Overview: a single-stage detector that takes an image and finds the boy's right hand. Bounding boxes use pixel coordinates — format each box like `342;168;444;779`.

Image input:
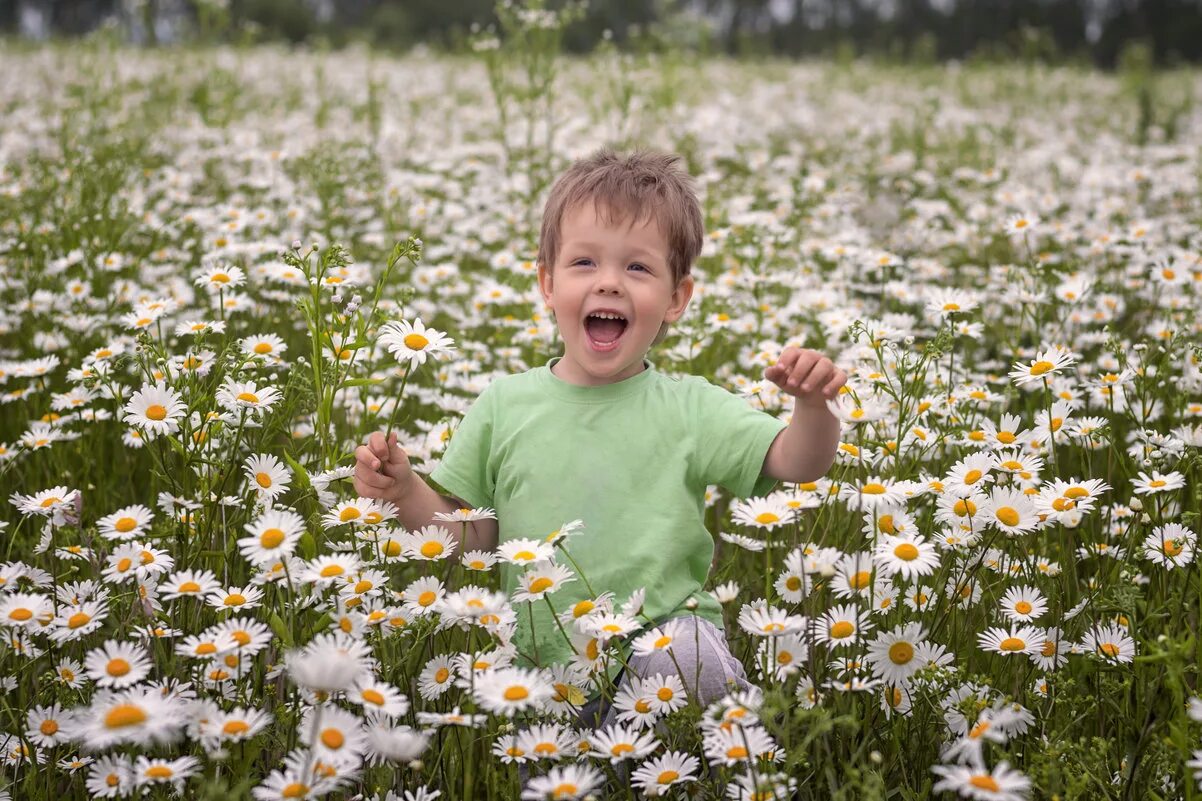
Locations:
353;431;414;506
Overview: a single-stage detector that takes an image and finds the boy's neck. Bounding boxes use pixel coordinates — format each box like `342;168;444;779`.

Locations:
550;354;650;386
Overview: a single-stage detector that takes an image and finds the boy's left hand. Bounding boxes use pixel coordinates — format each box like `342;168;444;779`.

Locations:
764;347;847;404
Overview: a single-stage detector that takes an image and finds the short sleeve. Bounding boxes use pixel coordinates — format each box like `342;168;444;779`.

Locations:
688;377;788;500
428;385;496;509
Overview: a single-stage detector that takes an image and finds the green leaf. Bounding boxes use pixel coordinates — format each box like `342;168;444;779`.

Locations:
299;531;316;560
341;377;382;388
282;451;312;493
269;612;293;647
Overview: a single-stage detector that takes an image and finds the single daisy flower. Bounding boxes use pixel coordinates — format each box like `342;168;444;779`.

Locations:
999;585;1047;623
123;384;185;435
1008;345;1074;386
865;622;930;685
1130;470;1186;496
1080;623;1136;664
216;380;281;415
978;625;1043;657
473;666;553;717
378;318;456;367
587;722;660;763
518;764;603;801
730;496;796;529
238;508;306;566
873;532;941;580
497;538;555;566
243;454;291;502
931;759;1031;801
96;504;154;541
206;585;264;612
736;603;805;637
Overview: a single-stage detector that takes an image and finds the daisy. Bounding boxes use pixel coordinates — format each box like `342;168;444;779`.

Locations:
931;760;1031;801
321;498;379;529
299;705;369;761
839;476;909;511
74;686;186;751
1033;400;1075;441
378;318;456;367
630;619;683;658
87;754;134;798
729;496;796;529
727;772;798;801
1131;470;1186;495
12;485;80;524
85;640;153;689
238;508;305;566
301;554;363;586
755;633;807;682
123;384;185;435
49;600;108;644
1;592;54;629
519;764;603;801
199;706;272;748
978;625;1043;657
402;575;446;616
242;334;287;359
981;488;1040;535
286;632;373;692
474;666;553;717
630;750;699;796
512;562;575;604
207;584;264;613
943;453;996;496
96;505;154;541
159;569;220;602
26;704;72;748
612;681;664;729
1080;623;1136;664
402;525;458;561
737;603;805;637
493;733;529;764
702;724;777;768
497;538;555;566
807;601;875;644
1008;345;1074;386
243;454;291;502
1142;523;1196;569
434;505;498;524
515;723;574;762
582;611;641;643
417;655;457;702
587;722;660;763
195;264;246;293
998;585;1047;623
980;416;1034;451
865;623;930;685
873;532;941;580
132;755;201;792
830;552;878;599
641;673;689;715
461;550;498;571
217;379;282;415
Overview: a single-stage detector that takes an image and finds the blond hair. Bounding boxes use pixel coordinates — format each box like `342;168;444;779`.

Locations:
536;147;704;346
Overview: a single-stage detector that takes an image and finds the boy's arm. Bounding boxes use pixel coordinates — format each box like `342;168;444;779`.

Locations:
761;347;847;484
392;474;499;553
762;398;841;484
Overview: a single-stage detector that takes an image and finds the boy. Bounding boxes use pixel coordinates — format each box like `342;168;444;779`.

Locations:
353;147;846;724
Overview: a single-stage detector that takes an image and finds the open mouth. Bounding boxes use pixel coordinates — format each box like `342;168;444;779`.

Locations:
583;312;628;352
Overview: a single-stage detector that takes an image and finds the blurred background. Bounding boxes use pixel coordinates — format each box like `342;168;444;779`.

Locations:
3;0;1202;67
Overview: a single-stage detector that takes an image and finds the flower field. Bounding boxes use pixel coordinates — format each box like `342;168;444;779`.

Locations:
1;28;1201;801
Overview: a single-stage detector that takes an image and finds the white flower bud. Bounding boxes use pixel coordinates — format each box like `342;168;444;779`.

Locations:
1061;511;1083;529
1129;498;1143;511
1140;513;1152;524
685;598;698;610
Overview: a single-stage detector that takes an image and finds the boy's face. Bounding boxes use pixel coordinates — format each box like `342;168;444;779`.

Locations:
538;200;693;386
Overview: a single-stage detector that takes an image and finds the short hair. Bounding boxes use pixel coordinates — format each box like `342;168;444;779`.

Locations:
537;147;704;289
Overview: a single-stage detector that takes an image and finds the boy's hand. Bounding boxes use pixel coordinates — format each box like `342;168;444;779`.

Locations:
353;431;415;505
764;347;847;405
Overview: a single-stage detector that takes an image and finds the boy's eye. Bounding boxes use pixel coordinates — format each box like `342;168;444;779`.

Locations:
629;264;648;273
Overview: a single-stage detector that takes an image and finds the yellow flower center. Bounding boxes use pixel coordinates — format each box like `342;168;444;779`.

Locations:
107;658;131;676
260;528;285;548
237;392;259;404
528;577;553;593
224;594;246;606
321;728;344;749
888;642;913;664
223;720;250;736
418;591;436;606
504;686;529;701
404;333;430;350
969;776;1000;792
104;704;146;729
999;637;1026;652
893;543;919;561
830;621;854;638
145;404;167;421
361;689;386;706
115;517;138;532
995;507;1020;526
755;512;780;524
1014;601;1033;614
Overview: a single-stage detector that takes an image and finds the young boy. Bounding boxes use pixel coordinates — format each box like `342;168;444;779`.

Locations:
353;147;846;724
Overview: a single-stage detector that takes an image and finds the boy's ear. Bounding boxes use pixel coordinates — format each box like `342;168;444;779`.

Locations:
663;274;694;324
537;259;553;307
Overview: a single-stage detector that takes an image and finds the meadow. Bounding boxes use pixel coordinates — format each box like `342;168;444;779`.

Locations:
0;15;1201;801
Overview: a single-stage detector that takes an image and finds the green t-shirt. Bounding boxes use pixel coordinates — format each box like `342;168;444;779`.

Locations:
428;355;788;679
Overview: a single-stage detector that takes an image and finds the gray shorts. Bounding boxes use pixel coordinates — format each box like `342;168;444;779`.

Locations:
576;616;751;730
